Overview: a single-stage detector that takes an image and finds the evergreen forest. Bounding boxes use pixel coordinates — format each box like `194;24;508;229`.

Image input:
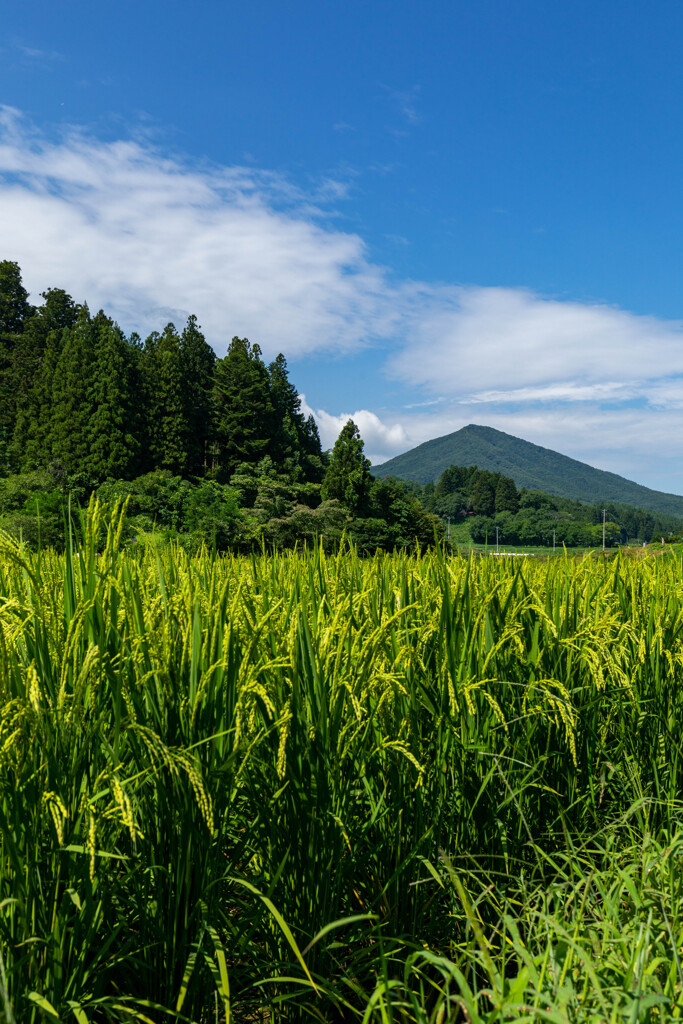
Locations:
0;261;440;550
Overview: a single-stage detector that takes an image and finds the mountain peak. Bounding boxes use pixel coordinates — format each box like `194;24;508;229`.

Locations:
372;425;683;518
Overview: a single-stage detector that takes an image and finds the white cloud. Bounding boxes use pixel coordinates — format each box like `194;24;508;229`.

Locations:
389;285;683;404
0;107;400;356
299;395;409;463
5;108;683;491
299;391;683;490
312;401;683;491
4;106;682;404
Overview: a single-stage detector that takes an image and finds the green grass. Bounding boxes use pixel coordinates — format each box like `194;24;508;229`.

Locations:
447;517;667;557
3;500;683;1020
448;518;592;556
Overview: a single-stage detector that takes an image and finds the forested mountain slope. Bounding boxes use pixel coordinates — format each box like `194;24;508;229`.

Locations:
372;424;683;519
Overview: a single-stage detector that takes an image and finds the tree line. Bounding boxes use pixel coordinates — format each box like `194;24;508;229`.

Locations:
0;260;325;486
399;463;683;546
0;261;441;550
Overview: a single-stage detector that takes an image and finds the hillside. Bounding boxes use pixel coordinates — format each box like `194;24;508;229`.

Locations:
371;424;683;519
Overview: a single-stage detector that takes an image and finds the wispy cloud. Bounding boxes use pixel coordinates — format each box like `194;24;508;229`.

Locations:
404;397;444;410
0;106;399;356
380;84;421;126
4;108;683;489
388;285;683;407
10;41;64;64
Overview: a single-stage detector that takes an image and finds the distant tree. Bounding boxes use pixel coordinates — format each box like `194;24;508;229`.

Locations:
422;480;436;507
435;465;474;497
470;471;496;516
212;337;274;480
369;475;443;547
180;315;216;476
321;419;371;513
182;479;242;548
495;475;519;513
433;489;469;519
304;414;322;453
520;489;555;512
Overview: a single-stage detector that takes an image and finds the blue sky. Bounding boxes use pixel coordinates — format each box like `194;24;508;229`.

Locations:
3;1;683;489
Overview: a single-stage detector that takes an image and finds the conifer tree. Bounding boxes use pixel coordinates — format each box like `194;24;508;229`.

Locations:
267;354;325;481
0;260;33;336
137;330;159;472
470;471;496;516
267;353;307;475
494;474;519;513
0;261;34;471
12;288;80;470
212;337;274;479
321;418;371;513
268;354;302;426
302;413;325;483
143;323;190;474
304;414;322;454
50;306;97;482
180;315;216;476
86;315;142;481
22;328;66;471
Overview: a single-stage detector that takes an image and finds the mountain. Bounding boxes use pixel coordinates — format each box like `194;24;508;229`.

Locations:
371;424;683;518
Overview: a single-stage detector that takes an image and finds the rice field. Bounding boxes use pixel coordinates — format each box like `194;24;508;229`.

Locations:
2;499;683;1022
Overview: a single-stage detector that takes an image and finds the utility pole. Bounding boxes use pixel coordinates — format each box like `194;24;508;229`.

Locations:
602;509;606;551
446;515;451;542
496;526;500;553
553;529;556;553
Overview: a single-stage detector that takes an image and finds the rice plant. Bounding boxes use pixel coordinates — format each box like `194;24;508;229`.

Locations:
2;500;683;1020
